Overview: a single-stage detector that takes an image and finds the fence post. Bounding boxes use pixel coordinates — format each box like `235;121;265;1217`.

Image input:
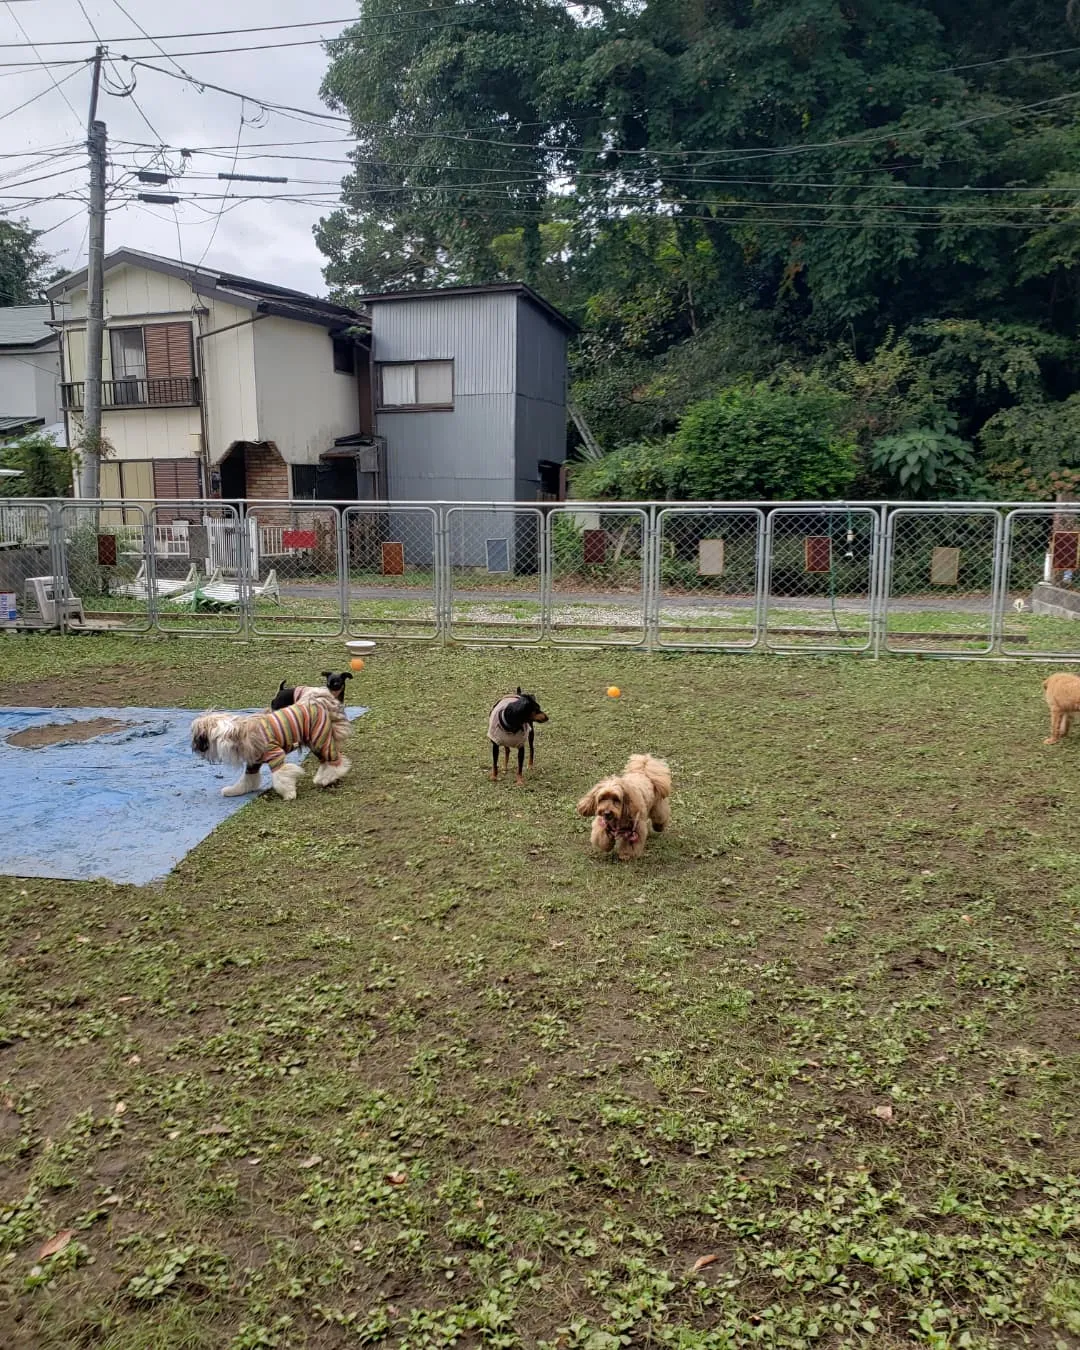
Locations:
236;503;252;640
645;503;659;651
435;504;449;644
49;500;67;634
990;508;1007;655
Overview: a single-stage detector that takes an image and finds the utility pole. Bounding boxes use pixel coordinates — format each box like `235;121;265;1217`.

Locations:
80;46;106;499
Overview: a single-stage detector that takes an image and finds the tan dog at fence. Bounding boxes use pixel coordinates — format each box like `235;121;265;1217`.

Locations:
1043;672;1080;745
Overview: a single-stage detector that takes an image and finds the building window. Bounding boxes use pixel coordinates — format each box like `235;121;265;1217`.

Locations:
107;323;195;406
377;360;453;410
292;464;317;499
332;338;356;375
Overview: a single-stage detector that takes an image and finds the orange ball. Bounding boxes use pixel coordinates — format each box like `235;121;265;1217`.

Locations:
350;657;365;672
606;686;621;698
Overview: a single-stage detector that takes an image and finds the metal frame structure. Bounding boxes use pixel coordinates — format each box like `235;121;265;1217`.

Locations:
3;497;1080;660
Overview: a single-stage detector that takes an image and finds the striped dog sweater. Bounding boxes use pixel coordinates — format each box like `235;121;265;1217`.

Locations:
256;701;343;772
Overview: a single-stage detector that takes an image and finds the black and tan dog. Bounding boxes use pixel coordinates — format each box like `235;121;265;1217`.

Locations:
487;687;548;784
271;671;352;712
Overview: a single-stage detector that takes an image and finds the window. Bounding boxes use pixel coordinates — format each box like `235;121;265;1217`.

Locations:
292;464;317;499
377;360;453;410
332;338;356;375
108;323;194;405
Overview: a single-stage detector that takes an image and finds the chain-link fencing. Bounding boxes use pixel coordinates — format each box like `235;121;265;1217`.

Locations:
546;506;648;645
764;507;880;652
656;508;765;649
883;508;1000;654
0;501;55;630
445;506;544;642
244;504;342;636
344;506;439;640
1001;507;1080;659
8;497;1080;658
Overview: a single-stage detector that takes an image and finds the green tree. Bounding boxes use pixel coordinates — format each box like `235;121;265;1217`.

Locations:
318;0;588;297
0;219;55;306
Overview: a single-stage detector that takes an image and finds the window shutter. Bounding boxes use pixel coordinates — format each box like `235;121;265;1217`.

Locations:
144;323;194;403
154;458;201;521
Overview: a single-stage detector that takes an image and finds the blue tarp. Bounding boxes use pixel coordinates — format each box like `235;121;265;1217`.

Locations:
0;705;366;885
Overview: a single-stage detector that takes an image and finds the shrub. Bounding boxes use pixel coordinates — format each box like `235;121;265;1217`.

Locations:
673;384;857;500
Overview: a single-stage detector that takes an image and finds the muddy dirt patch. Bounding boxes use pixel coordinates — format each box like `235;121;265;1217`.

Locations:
7;717;130;748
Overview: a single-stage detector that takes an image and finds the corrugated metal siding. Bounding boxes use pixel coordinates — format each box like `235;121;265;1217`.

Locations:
373;292;518;499
515;300;567;405
514;297;568;490
514;395;567;499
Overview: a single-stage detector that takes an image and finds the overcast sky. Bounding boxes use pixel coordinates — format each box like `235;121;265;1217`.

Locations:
2;0;356;295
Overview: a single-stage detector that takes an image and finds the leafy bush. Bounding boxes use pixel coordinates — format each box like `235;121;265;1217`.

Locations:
979;394;1080;481
0;432;72;498
869;422;982;498
570;439;687;501
673;385;857;501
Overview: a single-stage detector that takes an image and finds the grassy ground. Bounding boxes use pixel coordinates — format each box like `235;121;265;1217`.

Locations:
0;637;1078;1349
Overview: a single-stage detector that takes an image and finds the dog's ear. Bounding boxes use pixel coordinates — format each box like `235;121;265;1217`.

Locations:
277;681;287;693
576;788;598;817
516;686;522;696
343;671;353;681
322;671;333;682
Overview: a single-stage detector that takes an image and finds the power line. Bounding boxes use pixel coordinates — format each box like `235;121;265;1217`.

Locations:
2;0;83;128
0;6;473;45
0;62;89;124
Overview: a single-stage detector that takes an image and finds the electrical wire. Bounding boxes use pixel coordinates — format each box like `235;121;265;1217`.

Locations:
0;62;89;124
2;1;83;127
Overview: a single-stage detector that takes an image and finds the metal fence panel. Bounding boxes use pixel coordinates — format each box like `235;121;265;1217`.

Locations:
60;502;154;632
344;505;439;640
546;506;648;645
884;508;1000;654
243;504;344;636
656;508;765;649
1001;508;1080;659
764;507;879;652
151;503;245;635
0;501;55;630
445;506;544;642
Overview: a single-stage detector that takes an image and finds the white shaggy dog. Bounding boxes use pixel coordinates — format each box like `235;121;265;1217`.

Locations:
190;692;350;800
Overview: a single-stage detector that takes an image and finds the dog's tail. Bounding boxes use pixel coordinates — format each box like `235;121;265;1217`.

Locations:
625;753;671;800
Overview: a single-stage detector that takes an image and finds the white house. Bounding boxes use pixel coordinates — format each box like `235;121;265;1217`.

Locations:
47;248;377;503
0;304;61;438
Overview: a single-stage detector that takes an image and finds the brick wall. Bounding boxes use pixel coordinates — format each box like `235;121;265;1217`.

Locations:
244;443;290;501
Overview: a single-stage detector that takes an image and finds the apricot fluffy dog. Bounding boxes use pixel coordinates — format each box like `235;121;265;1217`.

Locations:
1043;672;1080;744
576;754;672;860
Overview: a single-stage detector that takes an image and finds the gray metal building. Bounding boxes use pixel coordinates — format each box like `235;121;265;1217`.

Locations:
362;283;573;505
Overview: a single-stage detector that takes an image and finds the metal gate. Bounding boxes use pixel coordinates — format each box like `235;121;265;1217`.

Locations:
546;506;648;645
656;508;765;649
445;506;544;642
60;502;154;633
245;504;344;636
764;507;880;652
1001;507;1080;660
344;505;439;640
884;508;1000;654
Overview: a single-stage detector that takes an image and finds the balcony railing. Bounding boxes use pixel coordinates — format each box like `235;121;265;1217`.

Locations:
61;376;200;410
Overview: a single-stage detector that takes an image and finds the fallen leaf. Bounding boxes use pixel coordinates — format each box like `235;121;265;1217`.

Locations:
197;1123;231;1136
691;1253;720;1272
38;1230;74;1260
75;936;90;944
248;1157;261;1166
126;1054;141;1066
872;1104;894;1122
385;1170;407;1186
298;1154;322;1169
549;940;567;949
2;1095;14;1111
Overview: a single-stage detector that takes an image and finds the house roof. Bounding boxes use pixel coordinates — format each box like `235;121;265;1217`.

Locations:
356;282;577;333
0;304;56;349
0;414;45;436
46;248;370;334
